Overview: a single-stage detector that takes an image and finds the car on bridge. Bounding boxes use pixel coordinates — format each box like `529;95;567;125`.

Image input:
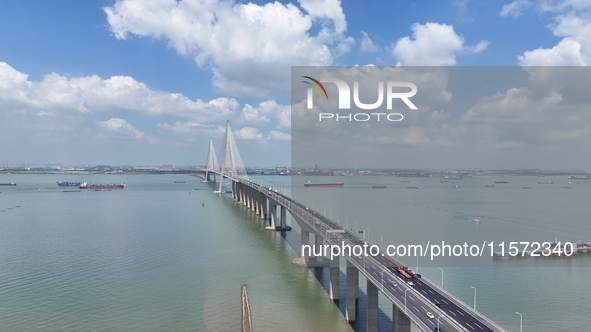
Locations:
426;312;434;319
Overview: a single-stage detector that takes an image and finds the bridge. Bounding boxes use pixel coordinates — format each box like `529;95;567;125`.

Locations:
197;120;507;332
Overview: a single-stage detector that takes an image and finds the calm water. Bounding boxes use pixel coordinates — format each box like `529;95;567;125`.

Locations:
0;174;589;331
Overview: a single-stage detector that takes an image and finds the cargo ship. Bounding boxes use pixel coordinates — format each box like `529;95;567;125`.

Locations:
0;183;16;186
304;181;343;187
372;185;387;189
57;181;82;186
79;182;125;189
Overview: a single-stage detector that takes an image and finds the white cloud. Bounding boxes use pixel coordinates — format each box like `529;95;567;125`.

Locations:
238;100;291;129
104;0;351;96
234;126;264;140
157;121;206;134
500;0;532;17
392;22;489;65
518;15;591;65
360;31;380;52
97;118;145;139
0;62;239;122
268;130;291;140
538;0;591;12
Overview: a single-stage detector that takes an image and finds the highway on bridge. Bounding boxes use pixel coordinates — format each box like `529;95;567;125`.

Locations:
223;177;506;332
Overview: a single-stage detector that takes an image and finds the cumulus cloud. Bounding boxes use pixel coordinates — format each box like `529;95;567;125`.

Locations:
97;118;146;140
238;100;290;129
518;14;591;65
0;62;239;122
234;127;264;140
268;130;291;140
104;0;352;96
392;22;489;65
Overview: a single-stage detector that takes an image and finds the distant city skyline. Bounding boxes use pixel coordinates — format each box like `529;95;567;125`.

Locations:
1;1;590;167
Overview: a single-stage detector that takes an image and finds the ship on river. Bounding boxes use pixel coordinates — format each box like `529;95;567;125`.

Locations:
57;181;82;186
79;182;126;189
303;181;344;187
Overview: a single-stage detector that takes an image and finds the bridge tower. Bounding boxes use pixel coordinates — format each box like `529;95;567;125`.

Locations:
204;136;219;182
217;120;249;193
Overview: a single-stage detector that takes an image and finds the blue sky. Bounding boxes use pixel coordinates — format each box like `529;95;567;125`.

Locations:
0;0;590;167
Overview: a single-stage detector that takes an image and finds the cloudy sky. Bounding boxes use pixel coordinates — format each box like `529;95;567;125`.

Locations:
1;0;590;167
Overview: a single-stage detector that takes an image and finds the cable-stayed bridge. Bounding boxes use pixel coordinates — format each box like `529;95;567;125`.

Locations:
196;121;507;332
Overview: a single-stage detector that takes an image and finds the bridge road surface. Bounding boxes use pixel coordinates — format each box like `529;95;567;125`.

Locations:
224;179;505;332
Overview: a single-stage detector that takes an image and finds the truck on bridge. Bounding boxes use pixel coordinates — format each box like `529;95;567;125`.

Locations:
396;265;421;279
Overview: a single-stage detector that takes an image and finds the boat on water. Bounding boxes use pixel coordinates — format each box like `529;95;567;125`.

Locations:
440;181;455;184
304;181;344;187
485;184;495;187
537;181;553;184
470;218;481;223
57;181;82;186
568;175;590;179
79;182;125;189
372;185;387;189
0;183;16;186
494;181;508;184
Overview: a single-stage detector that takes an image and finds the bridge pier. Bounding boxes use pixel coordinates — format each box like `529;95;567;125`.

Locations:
234;182;239;201
240;185;246;205
258;193;266;219
267;204;277;230
345;259;358;322
392;304;411;332
366;280;379;332
329;255;339;301
314;234;324;263
248;188;254;210
280;205;287;229
301;230;310;264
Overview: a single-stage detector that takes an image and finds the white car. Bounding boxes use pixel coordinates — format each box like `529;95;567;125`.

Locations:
407;281;414;286
426;312;434;319
390;281;398;287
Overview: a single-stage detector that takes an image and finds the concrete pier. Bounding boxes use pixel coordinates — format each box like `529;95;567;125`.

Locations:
314;234;323;264
301;230;310;264
280;205;287;229
329;255;339;301
266;204;277;230
345;259;358;322
392;304;411;332
366;280;379;332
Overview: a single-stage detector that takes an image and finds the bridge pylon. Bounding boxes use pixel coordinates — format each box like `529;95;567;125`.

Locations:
204;136;219;182
216;120;249;193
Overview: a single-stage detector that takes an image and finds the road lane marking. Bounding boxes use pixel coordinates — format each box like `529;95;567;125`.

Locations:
449;310;457;316
441;299;449;304
467;323;475;330
457;310;465;316
428;290;434;294
414;306;419;312
421;306;427;311
475;322;484;330
409;296;415;301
